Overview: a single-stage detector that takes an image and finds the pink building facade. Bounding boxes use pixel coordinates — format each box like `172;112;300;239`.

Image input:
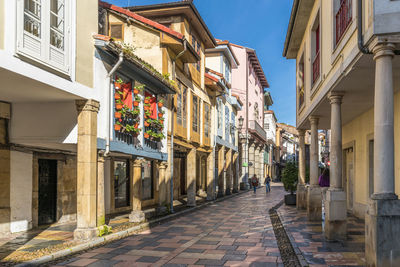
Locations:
231;44;269;188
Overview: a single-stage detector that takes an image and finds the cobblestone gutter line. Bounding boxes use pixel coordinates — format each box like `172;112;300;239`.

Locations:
12;190;250;267
269;201;305;267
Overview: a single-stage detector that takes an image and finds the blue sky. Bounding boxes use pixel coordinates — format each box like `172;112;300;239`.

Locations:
107;0;296;125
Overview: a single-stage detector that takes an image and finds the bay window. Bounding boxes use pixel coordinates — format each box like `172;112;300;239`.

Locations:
17;0;70;73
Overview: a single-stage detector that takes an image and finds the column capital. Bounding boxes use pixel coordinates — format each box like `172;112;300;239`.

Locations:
159;161;168;169
328;91;345;105
76;99;100;113
297;129;306;136
309;116;319;125
133;158;143;168
372;42;395;61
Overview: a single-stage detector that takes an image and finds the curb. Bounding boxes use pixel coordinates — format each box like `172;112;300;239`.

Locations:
276;207;308;267
15;189;250;267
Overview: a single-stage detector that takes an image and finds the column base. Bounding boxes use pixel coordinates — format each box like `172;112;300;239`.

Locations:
129;210;145;223
217;189;225;198
296;184;307;210
307;185;322;221
156;206;168;216
0;208;10;234
206;194;215;201
225;188;232;195
324;189;347;241
232;187;239;194
74;227;99;240
366;197;400;267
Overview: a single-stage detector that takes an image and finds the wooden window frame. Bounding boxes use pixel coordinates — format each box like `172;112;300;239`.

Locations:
109;22;124;41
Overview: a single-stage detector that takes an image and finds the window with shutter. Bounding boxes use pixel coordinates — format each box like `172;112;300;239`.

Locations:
110;23;123;40
17;0;70;74
192;95;198;133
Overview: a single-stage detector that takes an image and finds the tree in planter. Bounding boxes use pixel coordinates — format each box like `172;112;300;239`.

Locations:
281;161;298;205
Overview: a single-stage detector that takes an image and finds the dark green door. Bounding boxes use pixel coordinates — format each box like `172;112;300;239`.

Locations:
38;159;57;225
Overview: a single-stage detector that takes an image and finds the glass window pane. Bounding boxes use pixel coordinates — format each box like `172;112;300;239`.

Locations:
24;0;41;18
24;14;41;37
110;24;123;40
114;160;130;208
141;160;153;200
50;0;64;50
192;95;198;132
205;104;209;138
182;88;187;128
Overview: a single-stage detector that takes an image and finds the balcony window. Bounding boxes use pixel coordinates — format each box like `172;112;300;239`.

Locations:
311;15;320;85
335;0;352;46
109;23;123;40
18;0;70;73
298;54;305;108
177;81;187;127
192;35;201;71
192;95;199;133
204;103;210;138
231;113;236;144
225;106;230;141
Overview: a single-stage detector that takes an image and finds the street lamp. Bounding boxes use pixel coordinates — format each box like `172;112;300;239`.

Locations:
238;116;244;131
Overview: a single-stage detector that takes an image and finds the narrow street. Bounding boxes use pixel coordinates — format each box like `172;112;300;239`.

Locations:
50;185;285;267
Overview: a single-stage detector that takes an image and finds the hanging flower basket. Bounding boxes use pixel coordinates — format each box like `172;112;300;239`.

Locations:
144;121;150;127
114;124;121;131
114;93;121;100
114;112;122;119
133;88;139;95
158;113;163;118
115;103;124;110
144;132;150;139
133;101;139;107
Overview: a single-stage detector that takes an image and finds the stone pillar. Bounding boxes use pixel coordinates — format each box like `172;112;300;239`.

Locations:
0;102;10;234
74;99;100;240
260;147;264;180
307;116;321;221
254;146;259;179
240;139;248;189
186;148;196;206
157;161;168;215
366;42;400;267
225;149;232;195
297;129;307;210
129;159;145;223
206;151;215;200
325;92;347;240
232;152;239;193
249;142;255;180
217;146;225;197
97;153;106;227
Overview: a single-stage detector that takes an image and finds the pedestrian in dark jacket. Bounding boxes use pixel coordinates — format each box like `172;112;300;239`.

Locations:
265;175;271;193
251;175;259;194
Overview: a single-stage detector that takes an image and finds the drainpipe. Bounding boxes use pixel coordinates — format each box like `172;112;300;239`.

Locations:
245;51;249;188
105;52;124;157
357;0;400;55
170;39;188;213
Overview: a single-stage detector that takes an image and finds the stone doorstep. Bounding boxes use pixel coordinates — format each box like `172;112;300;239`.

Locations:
13;189;251;267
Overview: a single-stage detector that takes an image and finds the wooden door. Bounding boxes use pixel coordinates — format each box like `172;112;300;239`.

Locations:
38;159;57;225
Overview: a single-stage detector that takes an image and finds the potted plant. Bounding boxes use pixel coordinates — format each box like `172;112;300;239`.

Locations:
144;132;150;139
115;100;124;110
114;78;123;90
114;91;122;100
281;161;298;205
114;111;122;119
144;96;151;104
114;122;122;131
158;99;164;108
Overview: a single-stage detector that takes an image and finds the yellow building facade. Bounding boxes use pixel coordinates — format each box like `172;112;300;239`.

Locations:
284;0;400;265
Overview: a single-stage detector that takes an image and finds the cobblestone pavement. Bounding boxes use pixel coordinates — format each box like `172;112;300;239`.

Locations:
278;204;366;266
50;185;285;267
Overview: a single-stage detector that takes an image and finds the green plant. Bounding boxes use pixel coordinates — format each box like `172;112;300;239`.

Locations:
98;225;112;237
281;161;298;194
115;78;123;84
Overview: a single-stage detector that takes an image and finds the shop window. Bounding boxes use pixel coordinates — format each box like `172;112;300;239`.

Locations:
114;160;130;208
141;160;154;200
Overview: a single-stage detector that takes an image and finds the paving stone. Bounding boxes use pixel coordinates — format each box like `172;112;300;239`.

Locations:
136;256;162;263
195;259;226;265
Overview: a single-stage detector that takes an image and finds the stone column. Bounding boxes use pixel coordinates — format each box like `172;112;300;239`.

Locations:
217;146;225;197
260;147;264;180
97;153;106;227
240;139;248;189
366;42;400;267
225;149;232;195
206;151;215;200
232;152;239;193
0;102;10;234
297;129;307;210
157;161;168;215
186;148;196;206
307;116;321;221
74;99;100;240
254;146;259;179
325;92;347;240
129;159;145;223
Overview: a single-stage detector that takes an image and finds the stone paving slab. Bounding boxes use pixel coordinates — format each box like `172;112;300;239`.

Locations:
43;184;284;267
278;203;366;266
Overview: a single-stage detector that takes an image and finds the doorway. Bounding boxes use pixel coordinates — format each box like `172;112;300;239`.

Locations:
344;148;354;211
38;159;57;225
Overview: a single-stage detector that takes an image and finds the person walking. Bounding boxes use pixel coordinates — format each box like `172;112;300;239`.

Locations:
251;175;259;194
265;175;271;193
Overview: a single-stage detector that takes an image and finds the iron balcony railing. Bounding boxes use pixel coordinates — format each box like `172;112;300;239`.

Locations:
249;120;267;142
335;0;352;46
